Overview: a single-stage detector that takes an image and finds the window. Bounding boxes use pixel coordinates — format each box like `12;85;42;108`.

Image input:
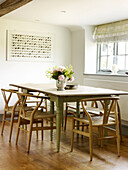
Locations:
97;42;128;74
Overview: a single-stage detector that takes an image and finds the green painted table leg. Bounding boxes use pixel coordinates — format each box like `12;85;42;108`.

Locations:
56;98;63;152
50;101;54;141
61;103;64;128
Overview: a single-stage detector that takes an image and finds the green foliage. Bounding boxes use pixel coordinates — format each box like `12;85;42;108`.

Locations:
46;64;74;81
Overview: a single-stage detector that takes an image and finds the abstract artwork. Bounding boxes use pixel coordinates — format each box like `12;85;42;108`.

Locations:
6;30;55;62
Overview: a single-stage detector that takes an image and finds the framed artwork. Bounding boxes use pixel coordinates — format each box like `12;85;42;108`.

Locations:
6;30;55;62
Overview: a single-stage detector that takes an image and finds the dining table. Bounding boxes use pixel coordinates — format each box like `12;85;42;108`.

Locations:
10;83;128;152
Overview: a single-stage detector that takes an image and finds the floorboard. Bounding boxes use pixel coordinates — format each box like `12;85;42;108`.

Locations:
0;117;128;170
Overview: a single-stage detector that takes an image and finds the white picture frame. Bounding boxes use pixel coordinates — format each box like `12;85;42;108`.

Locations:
6;30;55;62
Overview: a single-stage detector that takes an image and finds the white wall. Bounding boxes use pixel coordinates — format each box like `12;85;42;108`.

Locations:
84;25;97;74
71;29;85;85
71;26;128;122
0;19;71;113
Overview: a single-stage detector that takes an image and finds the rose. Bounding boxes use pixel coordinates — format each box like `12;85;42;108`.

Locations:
58;75;65;81
57;66;66;72
69;76;74;82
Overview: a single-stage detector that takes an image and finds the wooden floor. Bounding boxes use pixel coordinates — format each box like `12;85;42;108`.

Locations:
0;118;128;170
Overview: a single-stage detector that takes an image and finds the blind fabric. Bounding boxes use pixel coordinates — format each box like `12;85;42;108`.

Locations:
93;20;128;43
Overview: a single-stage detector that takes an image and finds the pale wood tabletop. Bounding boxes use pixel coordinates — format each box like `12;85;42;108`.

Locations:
10;83;128;96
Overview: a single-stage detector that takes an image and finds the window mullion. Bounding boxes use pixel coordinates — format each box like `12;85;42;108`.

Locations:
107;44;108;69
116;42;117;64
99;44;101;71
125;42;126;70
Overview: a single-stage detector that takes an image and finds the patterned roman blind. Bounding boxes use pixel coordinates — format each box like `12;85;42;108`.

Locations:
93;20;128;43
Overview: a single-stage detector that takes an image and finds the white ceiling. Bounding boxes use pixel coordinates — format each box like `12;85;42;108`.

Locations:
1;0;128;30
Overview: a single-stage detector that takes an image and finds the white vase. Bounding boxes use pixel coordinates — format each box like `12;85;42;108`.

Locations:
112;64;118;74
56;79;66;91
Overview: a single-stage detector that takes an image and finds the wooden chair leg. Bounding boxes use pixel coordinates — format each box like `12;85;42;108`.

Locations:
114;102;120;157
116;126;120;157
117;103;122;141
27;121;33;153
9;111;15;142
81;122;84;139
89;125;93;161
71;119;75;152
50;118;53;141
16;117;21;145
116;119;120;157
1;110;6;135
25;125;27;130
36;123;38;140
64;109;68;131
118;114;122;142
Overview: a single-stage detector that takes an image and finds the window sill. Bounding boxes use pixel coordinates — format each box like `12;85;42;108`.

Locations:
84;73;128;77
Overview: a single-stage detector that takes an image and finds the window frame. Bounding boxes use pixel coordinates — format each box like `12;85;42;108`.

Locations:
97;42;128;74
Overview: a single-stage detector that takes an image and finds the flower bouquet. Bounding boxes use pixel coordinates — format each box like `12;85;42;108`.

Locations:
46;64;74;90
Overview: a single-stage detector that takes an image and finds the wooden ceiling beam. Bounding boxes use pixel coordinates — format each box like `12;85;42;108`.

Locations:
0;0;32;17
0;0;21;9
